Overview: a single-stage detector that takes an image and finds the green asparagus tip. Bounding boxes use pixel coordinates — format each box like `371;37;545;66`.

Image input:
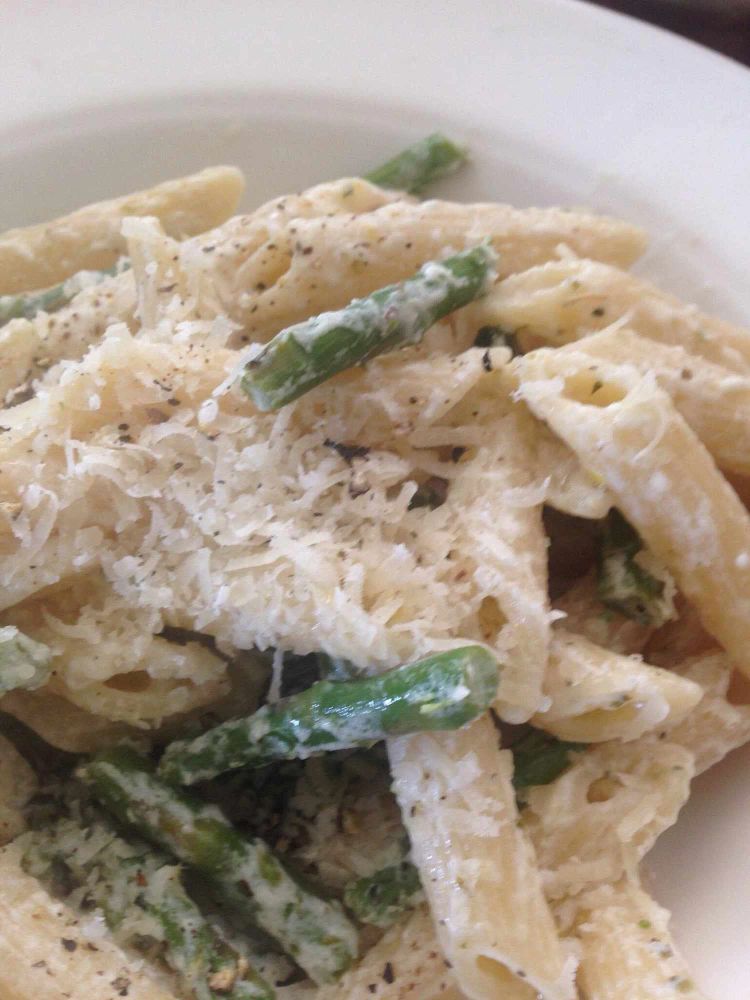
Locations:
344;860;423;928
365;133;468;194
240;243;496;411
511;728;586;792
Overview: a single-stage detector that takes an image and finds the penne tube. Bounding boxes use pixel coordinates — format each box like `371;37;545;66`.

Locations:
320;906;465;1000
0;166;245;295
0;687;145;753
662;651;750;773
562;326;750;476
208;201;646;343
389;714;577;1000
575;880;707;1000
474;257;750;374
533;629;703;743
522;737;694;901
517;349;750;677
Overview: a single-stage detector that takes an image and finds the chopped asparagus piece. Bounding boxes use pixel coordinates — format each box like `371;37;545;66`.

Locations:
240;244;495;411
344;861;423;928
20;815;273;1000
80;748;358;985
159;646;499;785
364;133;467;194
511;729;586;791
0;626;52;693
0;263;128;326
596;509;674;626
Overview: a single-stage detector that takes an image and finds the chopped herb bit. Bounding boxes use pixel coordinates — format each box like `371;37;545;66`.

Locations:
324;439;370;464
344;861;422;928
511;728;586;792
596;509;673;626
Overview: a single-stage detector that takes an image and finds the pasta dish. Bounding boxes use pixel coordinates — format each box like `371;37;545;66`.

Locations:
0;135;745;1000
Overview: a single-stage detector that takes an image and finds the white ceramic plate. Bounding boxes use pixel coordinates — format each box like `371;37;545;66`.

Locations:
3;1;750;994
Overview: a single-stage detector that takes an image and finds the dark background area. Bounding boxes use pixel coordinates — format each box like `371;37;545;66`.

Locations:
594;0;750;64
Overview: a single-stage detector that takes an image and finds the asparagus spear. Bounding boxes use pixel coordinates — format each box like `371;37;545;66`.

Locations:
343;861;423;928
511;728;586;792
0;263;128;326
596;509;673;626
80;748;358;985
21;815;273;1000
0;626;52;693
240;244;495;411
159;646;499;786
364;133;468;194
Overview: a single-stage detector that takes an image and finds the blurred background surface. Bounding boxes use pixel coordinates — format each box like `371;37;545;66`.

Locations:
595;0;750;64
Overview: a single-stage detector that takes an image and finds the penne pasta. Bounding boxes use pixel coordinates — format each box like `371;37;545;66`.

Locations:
201;201;646;343
1;177;400;400
0;687;146;752
517;349;750;677
474;256;750;374
663;651;750;773
0;166;245;295
575;880;707;999
562;326;750;476
389;715;577;1000
522;736;694;900
320;906;464;1000
532;629;703;743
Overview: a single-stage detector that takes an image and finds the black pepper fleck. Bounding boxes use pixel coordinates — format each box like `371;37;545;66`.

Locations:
324;438;370;463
